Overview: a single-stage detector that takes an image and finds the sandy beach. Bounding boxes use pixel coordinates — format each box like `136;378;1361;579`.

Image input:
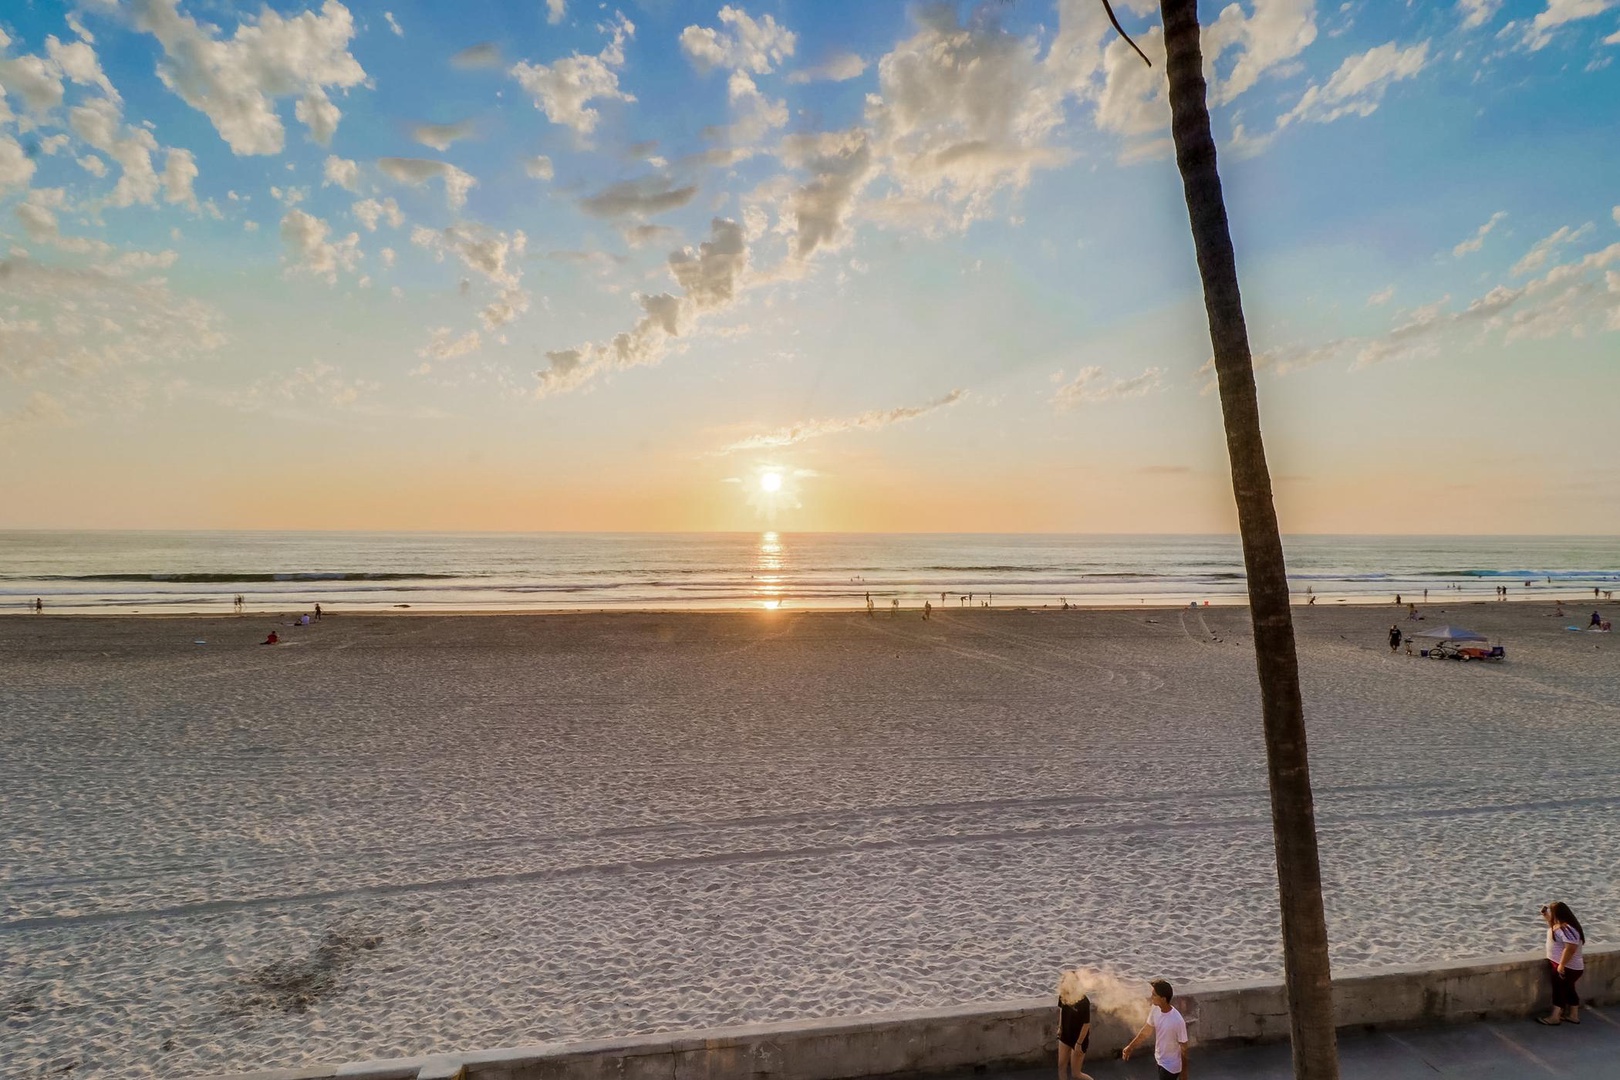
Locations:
3;601;1618;1078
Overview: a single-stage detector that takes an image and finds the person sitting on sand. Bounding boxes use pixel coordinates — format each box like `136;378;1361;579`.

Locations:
1056;970;1095;1080
1538;902;1586;1025
262;630;279;645
1122;979;1188;1079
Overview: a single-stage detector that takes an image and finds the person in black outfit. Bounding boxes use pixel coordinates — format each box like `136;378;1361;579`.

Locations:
1056;971;1094;1080
1388;624;1402;653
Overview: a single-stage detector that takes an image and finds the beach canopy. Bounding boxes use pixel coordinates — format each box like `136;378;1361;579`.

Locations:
1413;625;1489;642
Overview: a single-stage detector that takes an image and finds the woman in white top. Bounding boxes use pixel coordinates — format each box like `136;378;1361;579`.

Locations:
1538;901;1586;1025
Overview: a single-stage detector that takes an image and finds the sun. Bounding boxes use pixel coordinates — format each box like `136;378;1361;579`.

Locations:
759;471;783;493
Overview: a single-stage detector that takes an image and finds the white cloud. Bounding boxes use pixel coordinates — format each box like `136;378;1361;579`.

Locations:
411;119;475;151
679;6;797;75
46;34;119;101
787;52;865;84
1453;210;1506;257
77;154;107;178
579;174;698;219
418;326;481;361
535;217;747;397
384;11;403;36
1203;0;1318;106
720;390;965;453
865;6;1070;226
778;129;874;259
1512;222;1594;276
1367;284;1395;306
1457;0;1503;30
547;0;566;26
412;223;530;330
0;134;36;193
509;13;634;138
1279;40;1429;127
1052;365;1165;409
323;154;361;191
377;156;476;210
525;155;555;180
1525;0;1620;49
0;44;67;115
0;254;225;388
351;196;402;230
130;0;366;155
161;147;199;208
279;208;361;283
68;97;162;207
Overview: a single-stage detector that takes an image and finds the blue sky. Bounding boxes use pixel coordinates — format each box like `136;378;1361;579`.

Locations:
1;0;1618;532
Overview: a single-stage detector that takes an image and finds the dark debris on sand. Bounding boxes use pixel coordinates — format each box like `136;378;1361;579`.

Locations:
221;925;384;1017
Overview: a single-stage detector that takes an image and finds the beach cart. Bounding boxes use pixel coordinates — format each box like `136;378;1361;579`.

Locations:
1415;626;1504;662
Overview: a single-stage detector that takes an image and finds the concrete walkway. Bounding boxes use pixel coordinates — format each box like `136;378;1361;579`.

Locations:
987;1006;1619;1079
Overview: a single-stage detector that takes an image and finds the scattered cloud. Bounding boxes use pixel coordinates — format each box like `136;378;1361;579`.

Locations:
679;6;797;75
719;389;965;453
279;208;361;283
787;52;866;84
378;156;477;210
1052;365;1165;409
1457;0;1503;31
323;154;361;191
1524;0;1620;50
1513;222;1594;275
410;118;476;151
536;217;747;397
384;11;403;37
525;155;555;180
547;0;566;26
130;0;366;155
1453;210;1506;257
509;13;634;138
450;43;500;69
351;196;402;230
1279;40;1429;127
1367;284;1396;306
579;174;698;219
161;147;199;208
68;97;162;208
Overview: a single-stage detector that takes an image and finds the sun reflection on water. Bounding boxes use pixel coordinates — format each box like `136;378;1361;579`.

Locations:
756;531;784;609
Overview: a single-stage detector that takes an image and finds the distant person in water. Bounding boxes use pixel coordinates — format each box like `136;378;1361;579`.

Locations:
1389;625;1403;653
262;630;279;645
1056;970;1094;1080
1122;979;1188;1079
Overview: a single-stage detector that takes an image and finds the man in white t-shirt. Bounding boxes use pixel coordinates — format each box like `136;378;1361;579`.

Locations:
1121;979;1188;1079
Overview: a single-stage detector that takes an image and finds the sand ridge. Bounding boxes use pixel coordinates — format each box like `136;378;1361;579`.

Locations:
2;601;1617;1077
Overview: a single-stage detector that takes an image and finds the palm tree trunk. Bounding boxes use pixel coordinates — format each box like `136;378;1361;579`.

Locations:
1156;1;1339;1076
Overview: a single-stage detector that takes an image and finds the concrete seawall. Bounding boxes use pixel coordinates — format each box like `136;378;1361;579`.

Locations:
209;948;1617;1080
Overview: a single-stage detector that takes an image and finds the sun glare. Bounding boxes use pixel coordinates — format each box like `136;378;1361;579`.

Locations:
760;471;783;493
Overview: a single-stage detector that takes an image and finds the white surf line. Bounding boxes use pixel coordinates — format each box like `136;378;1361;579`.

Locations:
8;790;1620;934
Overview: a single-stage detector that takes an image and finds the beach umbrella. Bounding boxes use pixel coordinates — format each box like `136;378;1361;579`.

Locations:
1412;625;1489;642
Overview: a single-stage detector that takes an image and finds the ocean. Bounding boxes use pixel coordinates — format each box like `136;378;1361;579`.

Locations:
2;531;1616;614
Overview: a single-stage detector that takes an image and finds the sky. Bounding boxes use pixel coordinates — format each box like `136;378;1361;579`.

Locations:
1;0;1618;534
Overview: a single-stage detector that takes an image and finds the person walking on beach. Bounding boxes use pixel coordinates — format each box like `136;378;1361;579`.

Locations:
923;601;932;621
865;592;873;618
34;597;43;614
314;603;322;621
1056;970;1094;1080
1592;610;1603;628
1538;902;1586;1025
1389;624;1402;653
1121;979;1188;1079
891;598;899;617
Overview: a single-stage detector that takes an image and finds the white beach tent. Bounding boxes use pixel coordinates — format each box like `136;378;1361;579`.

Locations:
1412;625;1489;643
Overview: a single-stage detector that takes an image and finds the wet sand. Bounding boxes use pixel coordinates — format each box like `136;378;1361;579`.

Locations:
2;601;1617;1077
